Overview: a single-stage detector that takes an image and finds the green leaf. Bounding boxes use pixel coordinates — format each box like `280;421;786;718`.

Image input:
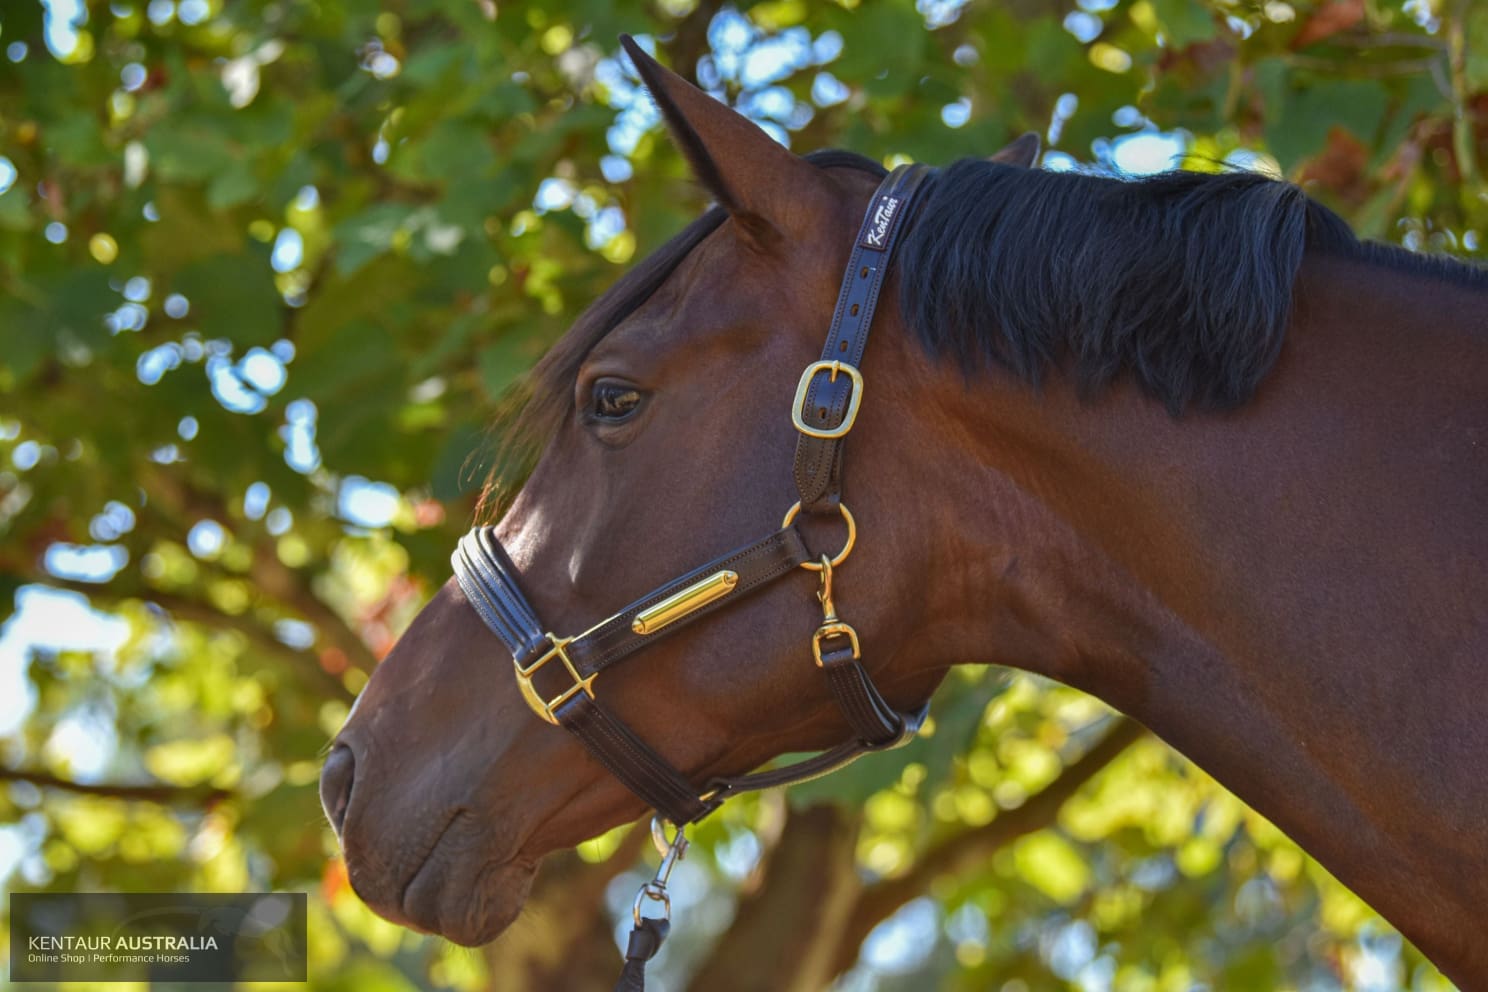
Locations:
401;43;466;86
417;119;497;185
288;319;399;402
1262;72;1390;168
45;113;114;167
1469;5;1488;89
145;122;237;182
477;331;545;401
206;160;261;210
1151;0;1217;48
0;304;51;384
332;204;416;275
430;421;489;501
829;0;928;96
172;251;282;346
0;186;34;232
1014;832;1091;905
140;189;247;270
295;256;419;350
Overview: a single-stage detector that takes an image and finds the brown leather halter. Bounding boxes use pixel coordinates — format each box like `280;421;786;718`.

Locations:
451;164;934;985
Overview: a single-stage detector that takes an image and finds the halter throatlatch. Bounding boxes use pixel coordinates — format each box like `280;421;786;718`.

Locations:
451;164;935;985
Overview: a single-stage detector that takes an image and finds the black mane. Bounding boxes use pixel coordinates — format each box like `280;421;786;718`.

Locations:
899;159;1485;413
483;150;1485;509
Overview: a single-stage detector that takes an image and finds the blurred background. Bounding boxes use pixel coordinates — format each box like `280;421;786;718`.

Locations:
0;0;1482;989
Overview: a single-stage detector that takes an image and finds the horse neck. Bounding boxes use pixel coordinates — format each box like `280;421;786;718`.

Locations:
896;250;1488;978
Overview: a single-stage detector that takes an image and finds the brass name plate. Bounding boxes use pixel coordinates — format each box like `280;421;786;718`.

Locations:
631;570;739;635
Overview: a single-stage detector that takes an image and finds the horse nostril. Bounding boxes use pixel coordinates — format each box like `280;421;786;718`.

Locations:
320;744;355;837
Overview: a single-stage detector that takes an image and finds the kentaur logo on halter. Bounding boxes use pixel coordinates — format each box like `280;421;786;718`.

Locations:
451;162;936;990
861;193;902;249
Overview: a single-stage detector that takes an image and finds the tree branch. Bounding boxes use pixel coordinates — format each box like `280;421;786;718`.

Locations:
3;475;374;690
19;576;354;700
649;0;727;82
686;804;861;992
1446;0;1482;198
247;543;378;676
137;467;380;676
826;716;1147;978
0;767;232;805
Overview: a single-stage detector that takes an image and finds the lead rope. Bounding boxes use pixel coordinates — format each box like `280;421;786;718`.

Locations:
615;818;688;992
611;551;868;990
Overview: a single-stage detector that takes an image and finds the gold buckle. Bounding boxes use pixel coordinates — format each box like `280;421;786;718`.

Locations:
791;361;864;439
514;634;595;725
812;621;861;667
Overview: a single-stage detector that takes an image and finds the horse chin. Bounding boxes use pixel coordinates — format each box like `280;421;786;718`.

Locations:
358;852;537;947
424;857;536;946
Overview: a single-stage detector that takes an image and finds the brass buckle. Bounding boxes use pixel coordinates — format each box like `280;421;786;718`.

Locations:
514;633;595;725
791;360;864;439
812;621;862;667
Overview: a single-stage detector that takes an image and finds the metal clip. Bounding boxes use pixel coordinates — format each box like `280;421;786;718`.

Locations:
632;817;688;926
811;555;862;667
816;554;838;619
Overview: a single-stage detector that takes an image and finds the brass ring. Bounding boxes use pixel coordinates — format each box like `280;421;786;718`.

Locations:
781;501;856;570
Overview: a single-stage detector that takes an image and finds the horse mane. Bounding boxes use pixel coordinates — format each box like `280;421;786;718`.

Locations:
479;149;1485;512
899;159;1487;414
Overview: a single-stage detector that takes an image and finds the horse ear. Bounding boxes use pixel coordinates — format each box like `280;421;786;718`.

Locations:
989;132;1041;167
620;34;831;245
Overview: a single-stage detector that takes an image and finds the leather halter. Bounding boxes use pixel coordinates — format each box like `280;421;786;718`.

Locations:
452;164;935;827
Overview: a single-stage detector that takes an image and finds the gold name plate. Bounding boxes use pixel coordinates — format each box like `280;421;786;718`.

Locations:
631;570;739;635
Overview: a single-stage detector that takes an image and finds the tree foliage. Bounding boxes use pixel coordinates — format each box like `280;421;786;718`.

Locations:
0;0;1481;989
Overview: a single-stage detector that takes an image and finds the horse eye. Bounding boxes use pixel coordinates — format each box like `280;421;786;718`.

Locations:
591;382;643;422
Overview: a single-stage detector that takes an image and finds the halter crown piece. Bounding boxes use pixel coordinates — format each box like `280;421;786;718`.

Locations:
452;164;935;990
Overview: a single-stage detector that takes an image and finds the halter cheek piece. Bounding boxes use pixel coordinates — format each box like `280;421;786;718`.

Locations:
451;167;934;979
454;164;933;818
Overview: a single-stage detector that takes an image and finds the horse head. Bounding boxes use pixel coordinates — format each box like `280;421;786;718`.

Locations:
319;41;1042;944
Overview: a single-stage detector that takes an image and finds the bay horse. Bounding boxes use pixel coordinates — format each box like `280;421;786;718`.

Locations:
321;38;1488;986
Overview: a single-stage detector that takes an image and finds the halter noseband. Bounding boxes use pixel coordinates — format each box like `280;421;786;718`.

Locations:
452;163;934;822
